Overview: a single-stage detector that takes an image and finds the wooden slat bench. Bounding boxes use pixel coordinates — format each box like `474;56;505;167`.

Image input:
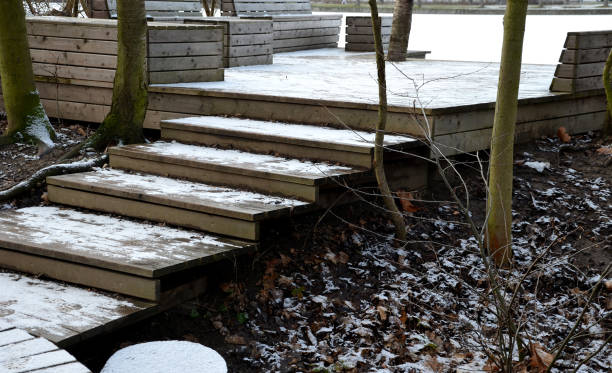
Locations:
221;0;342;53
91;1;274;67
550;30;611;93
26;16;224;86
345;16;391;52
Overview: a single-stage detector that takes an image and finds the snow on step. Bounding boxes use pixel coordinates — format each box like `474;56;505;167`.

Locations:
113;141;363;183
48;168;310;220
0;270;153;346
162;116;416;150
0;207;253;278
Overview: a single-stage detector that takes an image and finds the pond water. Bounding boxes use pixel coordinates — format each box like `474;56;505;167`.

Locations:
333;13;612;64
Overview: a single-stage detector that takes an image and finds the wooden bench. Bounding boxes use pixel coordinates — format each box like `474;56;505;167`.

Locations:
91;1;274;67
26;16;224;86
346;16;391;52
550;30;612;93
221;0;342;53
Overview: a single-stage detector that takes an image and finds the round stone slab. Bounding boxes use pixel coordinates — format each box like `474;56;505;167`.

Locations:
101;341;227;373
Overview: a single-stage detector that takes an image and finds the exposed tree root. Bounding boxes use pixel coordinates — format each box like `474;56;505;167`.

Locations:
0;155;108;203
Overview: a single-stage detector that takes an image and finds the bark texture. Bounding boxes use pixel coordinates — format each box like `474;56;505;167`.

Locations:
387;0;414;62
604;49;612;136
486;0;528;267
89;0;147;150
0;0;56;152
202;0;217;16
369;0;407;243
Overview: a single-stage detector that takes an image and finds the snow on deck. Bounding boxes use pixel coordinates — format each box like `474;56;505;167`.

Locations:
68;168;309;211
155;48;557;109
0;207;250;276
123;141;361;179
163;116;416;148
0;270;152;345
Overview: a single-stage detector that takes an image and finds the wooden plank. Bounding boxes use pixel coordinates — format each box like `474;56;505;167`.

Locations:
2;350;76;373
108;0;202;12
27;35;117;55
30;50;117;70
0;329;34;348
555;61;606;79
346;16;392;27
560;47;611;64
36;83;113;106
32;63;115;83
148;56;223;71
226;54;273;67
26;22;118;41
564;31;612;49
274;27;340;39
0;247;161;301
48;187;261;241
148;28;222;43
41;99;109;123
274;42;337;52
273;35;338;49
0;207;252;278
234;2;311;12
227;44;272;57
148;41;222;57
0;319;12;332
149;68;224;84
550;76;604;92
435;110;606;156
0;338;57;363
225;33;273;46
272;19;341;31
346;34;390;43
29;362;91;373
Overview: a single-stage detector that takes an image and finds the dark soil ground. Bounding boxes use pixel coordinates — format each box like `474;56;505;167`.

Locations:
1;116;610;372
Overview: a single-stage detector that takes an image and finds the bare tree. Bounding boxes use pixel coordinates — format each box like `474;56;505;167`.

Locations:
387;0;414;62
486;0;528;267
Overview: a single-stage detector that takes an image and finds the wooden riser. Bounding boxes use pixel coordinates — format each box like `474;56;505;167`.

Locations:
109;154;321;202
162;128;374;168
47;185;261;241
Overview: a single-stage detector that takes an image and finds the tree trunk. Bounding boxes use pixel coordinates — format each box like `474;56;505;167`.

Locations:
603;49;612;136
368;0;407;243
89;0;147;150
486;0;528;267
387;0;414;61
0;0;56;152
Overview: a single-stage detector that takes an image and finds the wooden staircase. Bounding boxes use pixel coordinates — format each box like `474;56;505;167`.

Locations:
0;115;418;346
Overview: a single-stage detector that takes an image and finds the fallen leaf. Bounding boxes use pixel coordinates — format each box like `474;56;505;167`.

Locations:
529;343;553;373
596;146;612;155
397;190;419;213
182;333;199;343
225;335;247;345
377;305;388;321
557;126;571;143
338;251;349;264
605;280;612;291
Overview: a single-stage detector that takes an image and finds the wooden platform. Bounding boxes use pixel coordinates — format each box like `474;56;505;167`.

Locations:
0;322;91;373
0;207;254;301
345;16;392;52
0;270;155;347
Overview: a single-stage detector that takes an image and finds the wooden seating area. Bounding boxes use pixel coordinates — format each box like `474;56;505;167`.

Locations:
90;0;202;19
345;16;392;52
26;16;224;86
550;30;612;93
221;0;342;52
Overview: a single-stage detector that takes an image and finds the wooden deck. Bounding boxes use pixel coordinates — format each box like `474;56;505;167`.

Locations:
0;322;91;372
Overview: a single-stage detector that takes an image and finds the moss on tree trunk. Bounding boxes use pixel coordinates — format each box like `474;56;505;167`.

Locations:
486;0;528;267
89;0;147;150
604;49;612;137
0;0;56;152
387;0;414;62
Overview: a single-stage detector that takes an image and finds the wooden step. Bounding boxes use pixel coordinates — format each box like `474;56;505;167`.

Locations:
109;141;367;202
0;326;91;373
160;116;417;168
0;207;255;301
0;270;155;347
47;168;311;240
